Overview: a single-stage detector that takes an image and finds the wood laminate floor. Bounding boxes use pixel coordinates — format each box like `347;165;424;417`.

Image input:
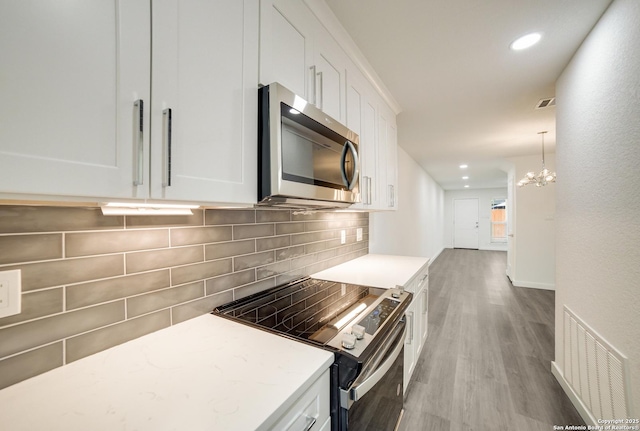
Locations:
399;249;584;431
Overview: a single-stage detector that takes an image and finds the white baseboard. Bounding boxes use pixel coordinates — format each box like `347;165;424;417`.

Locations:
511;279;555;290
551;361;597;426
480;245;508;252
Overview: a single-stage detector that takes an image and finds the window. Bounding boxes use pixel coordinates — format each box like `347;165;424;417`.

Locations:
490;198;507;243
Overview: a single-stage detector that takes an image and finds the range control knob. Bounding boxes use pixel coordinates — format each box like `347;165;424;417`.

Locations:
342;333;357;350
391;291;401;299
351;324;366;340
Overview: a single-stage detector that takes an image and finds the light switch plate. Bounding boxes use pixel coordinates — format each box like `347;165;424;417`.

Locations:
356;228;363;242
0;269;21;318
340;230;346;244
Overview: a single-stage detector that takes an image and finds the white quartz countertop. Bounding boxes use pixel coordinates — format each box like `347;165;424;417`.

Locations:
312;254;430;288
0;314;334;431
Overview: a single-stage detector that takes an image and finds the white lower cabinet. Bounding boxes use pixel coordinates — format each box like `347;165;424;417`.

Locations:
403;297;418;391
403;263;429;395
269;369;330;431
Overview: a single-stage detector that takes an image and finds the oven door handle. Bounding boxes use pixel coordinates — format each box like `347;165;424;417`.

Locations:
342;320;406;407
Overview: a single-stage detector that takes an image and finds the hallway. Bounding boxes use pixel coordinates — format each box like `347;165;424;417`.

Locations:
399;249;583;430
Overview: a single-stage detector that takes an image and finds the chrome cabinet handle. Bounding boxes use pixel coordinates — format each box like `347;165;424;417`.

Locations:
309;65;317;105
407;311;414;345
388;184;395;207
133;100;144;186
423;289;429;315
340;140;360;190
303;415;316;431
317;70;323;110
163;108;172;187
363;175;372;205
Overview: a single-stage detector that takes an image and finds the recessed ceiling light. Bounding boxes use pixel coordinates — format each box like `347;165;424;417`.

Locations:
462;176;469;180
510;32;542;51
459;164;468;169
464;185;470;188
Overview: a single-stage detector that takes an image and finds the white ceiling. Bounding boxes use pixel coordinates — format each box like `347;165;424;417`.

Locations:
325;0;612;190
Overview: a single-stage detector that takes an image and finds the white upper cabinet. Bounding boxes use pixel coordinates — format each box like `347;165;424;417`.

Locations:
260;0;316;101
150;0;258;204
0;0;258;205
312;25;346;122
259;0;399;211
0;0;151;200
378;103;398;210
347;66;382;210
259;0;346;123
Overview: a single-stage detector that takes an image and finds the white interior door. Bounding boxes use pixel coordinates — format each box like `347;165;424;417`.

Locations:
454;198;479;249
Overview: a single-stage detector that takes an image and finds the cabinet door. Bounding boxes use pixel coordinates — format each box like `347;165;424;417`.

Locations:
345;67;369;209
378;104;398;210
421;285;429;345
403;299;417;394
313;25;345;122
151;0;258;204
260;0;316;100
387;119;398;209
378;107;390;208
0;0;150;200
418;272;429;347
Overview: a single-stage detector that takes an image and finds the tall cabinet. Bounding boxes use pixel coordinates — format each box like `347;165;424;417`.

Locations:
0;0;258;205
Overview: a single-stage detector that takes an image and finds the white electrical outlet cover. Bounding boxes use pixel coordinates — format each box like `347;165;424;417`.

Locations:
0;269;21;318
340;230;346;244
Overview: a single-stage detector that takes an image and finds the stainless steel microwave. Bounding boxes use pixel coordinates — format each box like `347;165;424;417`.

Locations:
258;83;360;209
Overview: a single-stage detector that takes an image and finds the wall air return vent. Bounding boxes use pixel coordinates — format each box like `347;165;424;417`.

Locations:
535;97;556;109
563;306;632;420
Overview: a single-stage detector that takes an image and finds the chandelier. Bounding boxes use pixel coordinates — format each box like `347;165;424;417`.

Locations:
517;131;556;187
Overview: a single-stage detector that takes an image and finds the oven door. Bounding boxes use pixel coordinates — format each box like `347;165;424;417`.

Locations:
340;318;406;431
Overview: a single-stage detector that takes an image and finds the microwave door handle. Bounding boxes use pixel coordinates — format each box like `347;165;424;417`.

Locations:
342;320;406;407
340;140;360;190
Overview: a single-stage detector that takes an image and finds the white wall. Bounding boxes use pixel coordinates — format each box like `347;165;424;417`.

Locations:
555;0;640;418
369;146;444;261
443;188;508;251
508;153;557;290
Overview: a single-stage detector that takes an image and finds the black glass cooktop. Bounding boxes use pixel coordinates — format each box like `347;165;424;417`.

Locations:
213;277;372;344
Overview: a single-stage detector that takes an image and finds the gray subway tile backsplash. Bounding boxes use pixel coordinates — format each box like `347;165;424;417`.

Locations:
65;229;169;257
16;255;125;292
205;239;255;260
126;282;204;318
126;246;204;274
0;205;368;390
66;310;171;363
0;234;62;265
0;343;64;390
66;270;171;311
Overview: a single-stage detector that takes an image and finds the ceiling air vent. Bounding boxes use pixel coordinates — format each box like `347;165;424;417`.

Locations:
535;97;556;109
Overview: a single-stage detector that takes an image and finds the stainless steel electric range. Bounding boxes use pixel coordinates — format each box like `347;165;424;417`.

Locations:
213;277;412;431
